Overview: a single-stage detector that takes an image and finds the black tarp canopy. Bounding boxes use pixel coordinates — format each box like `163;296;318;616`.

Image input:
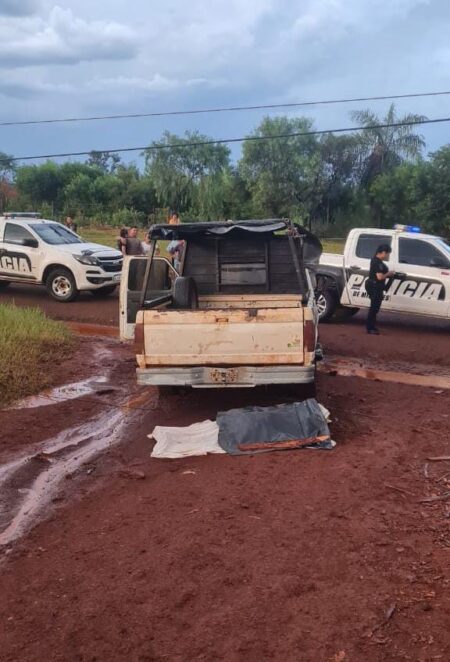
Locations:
148;219;322;263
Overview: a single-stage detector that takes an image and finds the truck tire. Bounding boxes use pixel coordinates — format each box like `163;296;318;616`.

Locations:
172;277;198;309
46;268;79;302
90;285;117;297
316;288;338;322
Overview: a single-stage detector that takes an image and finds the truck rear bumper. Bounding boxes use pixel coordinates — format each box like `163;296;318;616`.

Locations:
136;365;315;388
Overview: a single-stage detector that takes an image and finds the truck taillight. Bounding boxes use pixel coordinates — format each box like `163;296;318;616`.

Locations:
134;322;145;355
304;320;315;353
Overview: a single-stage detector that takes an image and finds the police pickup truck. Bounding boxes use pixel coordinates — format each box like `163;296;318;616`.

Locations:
315;225;450;321
0;213;123;302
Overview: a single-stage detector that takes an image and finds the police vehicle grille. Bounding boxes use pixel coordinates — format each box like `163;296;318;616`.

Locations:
97;257;123;272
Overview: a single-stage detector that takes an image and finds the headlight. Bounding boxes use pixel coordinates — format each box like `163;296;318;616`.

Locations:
73;254;99;266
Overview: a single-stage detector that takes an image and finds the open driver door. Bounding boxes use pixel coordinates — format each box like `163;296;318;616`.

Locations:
119;256;148;340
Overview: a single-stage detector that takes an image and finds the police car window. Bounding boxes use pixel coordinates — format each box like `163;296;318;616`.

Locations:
436;239;450;256
30;223;81;245
399;238;446;267
355;234;391;259
3;223;35;245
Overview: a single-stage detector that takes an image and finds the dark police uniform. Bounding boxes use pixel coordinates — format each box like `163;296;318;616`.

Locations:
366;256;388;332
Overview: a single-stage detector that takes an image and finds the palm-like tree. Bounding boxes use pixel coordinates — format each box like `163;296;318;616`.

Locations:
351;103;427;185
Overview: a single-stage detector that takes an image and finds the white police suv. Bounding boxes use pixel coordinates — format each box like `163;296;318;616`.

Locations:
316;224;450;321
0;213;123;302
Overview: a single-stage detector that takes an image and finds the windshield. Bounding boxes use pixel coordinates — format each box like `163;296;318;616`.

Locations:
436;239;450;255
30;223;82;245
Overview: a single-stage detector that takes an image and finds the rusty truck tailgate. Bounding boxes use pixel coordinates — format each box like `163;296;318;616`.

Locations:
136;307;304;367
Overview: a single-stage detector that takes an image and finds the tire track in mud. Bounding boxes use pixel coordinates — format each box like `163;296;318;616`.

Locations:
0;395;154;548
319;356;450;389
0;341;153;549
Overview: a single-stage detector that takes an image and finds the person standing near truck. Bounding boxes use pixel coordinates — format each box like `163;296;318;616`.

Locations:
167;211;184;271
366;244;395;335
125;226;143;256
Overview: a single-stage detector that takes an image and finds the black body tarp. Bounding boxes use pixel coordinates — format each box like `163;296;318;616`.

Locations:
217;399;333;455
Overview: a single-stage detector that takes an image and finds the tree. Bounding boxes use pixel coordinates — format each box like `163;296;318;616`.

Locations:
239;116;319;221
124;177;157;216
15;162;62;209
87;151;121;174
420;145;450;236
369;162;425;228
313;134;360;227
63;173;95;213
0;151;16;212
351;103;427;186
145;131;230;213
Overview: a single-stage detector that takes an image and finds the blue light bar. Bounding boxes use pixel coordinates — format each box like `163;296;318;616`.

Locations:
394;224;421;233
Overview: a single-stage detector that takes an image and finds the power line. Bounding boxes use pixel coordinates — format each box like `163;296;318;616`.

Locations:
0;90;449;128
2;116;449;164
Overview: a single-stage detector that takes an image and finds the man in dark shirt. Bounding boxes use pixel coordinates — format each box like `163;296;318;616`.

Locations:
125;226;143;256
366;244;395;334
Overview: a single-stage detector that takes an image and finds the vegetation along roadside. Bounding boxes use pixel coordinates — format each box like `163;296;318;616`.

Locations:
0;304;73;406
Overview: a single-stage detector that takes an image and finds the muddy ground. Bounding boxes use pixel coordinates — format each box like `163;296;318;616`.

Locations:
0;285;450;662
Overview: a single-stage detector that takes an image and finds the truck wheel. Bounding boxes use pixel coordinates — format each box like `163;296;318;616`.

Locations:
0;281;10;288
316;289;337;322
172;277;198;309
90;285;117;297
46;268;79;302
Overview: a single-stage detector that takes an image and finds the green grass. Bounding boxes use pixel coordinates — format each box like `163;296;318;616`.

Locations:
321;239;345;254
0;304;73;406
79;226;118;248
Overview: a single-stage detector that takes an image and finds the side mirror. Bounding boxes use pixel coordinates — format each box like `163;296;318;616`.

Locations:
429;256;449;269
22;238;39;248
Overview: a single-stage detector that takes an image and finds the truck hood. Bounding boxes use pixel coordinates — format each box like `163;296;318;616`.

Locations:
319;252;343;267
56;242;122;258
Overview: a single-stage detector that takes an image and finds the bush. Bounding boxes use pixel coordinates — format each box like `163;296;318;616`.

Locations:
110;208;146;228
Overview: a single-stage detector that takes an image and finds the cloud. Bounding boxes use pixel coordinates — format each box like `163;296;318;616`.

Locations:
0;0;447;160
0;0;39;16
88;74;227;94
0;71;73;99
0;6;138;67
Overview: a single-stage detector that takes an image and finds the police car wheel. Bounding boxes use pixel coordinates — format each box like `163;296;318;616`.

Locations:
0;281;10;288
316;289;337;322
90;285;116;297
46;268;79;302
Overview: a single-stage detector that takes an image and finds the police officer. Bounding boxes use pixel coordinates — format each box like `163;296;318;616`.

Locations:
366;244;395;335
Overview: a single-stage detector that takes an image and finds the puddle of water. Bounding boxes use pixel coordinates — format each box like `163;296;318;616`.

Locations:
6;376;109;410
4;343;115;411
320;360;450;390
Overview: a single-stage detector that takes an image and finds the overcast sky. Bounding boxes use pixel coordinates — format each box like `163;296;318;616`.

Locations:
0;0;449;167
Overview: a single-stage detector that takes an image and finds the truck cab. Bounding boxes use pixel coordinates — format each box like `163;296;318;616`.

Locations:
316;226;450;321
120;219;322;388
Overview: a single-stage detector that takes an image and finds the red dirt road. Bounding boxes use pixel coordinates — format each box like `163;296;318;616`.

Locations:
1;286;450;661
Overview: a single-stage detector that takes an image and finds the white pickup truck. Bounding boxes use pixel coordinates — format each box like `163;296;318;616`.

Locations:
0;213;123;301
120;219;322;389
315;226;450;321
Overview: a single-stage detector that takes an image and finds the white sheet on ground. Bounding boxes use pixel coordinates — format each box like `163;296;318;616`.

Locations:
149;420;225;459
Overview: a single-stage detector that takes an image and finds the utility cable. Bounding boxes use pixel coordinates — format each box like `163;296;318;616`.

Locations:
0;90;449;127
2;116;449;164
